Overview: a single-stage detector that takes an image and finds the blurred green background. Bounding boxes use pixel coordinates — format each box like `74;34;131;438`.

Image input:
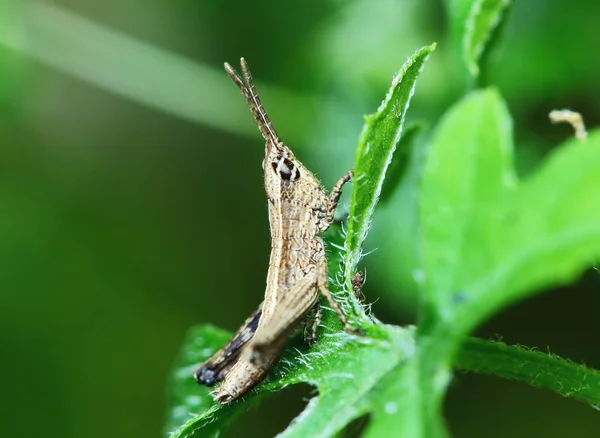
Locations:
1;1;600;437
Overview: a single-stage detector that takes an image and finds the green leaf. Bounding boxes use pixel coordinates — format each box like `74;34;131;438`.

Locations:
419;88;516;326
167;324;600;437
421;90;600;336
167;323;418;438
378;122;425;205
446;0;512;82
414;89;600;434
344;43;436;288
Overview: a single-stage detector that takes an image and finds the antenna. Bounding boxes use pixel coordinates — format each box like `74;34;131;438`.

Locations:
224;58;280;144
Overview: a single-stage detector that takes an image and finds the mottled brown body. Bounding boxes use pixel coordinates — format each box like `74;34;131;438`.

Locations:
193;59;356;403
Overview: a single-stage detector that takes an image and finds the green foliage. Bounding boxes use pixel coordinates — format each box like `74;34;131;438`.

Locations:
420;92;600;336
168;324;420;438
457;338;600;406
344;43;436;293
165;32;600;438
414;90;600;435
165;44;435;438
446;0;512;83
2;1;600;438
162;2;600;437
378;122;425;205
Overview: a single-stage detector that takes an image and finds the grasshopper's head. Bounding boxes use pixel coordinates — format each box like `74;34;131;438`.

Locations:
263;139;323;202
225;59;327;209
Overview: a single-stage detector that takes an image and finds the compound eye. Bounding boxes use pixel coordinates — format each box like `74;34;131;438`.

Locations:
272;157;300;181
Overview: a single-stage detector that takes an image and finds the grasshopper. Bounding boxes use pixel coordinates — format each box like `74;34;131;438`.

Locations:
194;59;359;403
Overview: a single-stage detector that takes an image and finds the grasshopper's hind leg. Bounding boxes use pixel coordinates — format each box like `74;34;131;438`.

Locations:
194;302;263;386
247;275;318;361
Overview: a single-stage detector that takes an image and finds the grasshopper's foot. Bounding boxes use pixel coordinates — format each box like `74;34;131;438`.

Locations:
211;387;235;404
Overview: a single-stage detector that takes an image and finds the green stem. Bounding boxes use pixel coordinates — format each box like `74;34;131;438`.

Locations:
414;322;462;438
457;337;600;406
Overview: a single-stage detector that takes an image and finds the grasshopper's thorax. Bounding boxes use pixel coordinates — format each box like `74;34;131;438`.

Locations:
261;140;329;320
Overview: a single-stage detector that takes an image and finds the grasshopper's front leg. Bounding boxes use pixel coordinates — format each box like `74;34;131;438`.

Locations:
325;170;353;225
194;302;263;386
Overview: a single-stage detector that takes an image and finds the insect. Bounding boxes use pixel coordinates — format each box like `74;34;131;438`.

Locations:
351;271;365;302
193;58;360;403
